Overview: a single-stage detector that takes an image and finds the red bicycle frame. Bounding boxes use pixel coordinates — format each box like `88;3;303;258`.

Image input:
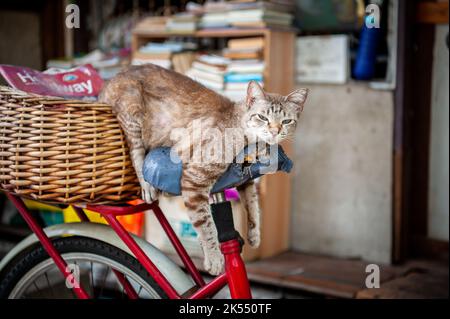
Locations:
5;193;252;299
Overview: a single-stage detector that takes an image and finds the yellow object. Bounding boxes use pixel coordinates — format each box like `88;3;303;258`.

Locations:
63;206;107;224
23;199;62;212
244;155;253;162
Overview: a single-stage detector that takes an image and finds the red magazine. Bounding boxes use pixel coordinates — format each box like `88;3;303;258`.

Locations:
0;64;104;98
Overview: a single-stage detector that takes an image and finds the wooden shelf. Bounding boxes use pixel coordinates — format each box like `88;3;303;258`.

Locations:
132;27;298;39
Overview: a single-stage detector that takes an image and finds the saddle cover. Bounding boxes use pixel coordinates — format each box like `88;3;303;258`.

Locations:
142;145;293;195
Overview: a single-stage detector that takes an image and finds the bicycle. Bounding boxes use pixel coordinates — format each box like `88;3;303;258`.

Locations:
0;190;252;299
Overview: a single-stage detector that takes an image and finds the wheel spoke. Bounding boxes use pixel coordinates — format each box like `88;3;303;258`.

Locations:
98;265;111;298
90;261;94;297
44;272;55;298
32;281;42;295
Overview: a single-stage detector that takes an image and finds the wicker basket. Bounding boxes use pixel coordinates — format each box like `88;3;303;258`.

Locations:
0;86;140;204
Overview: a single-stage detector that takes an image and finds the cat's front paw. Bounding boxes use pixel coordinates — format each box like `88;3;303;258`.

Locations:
203;248;224;276
141;181;158;203
248;229;260;248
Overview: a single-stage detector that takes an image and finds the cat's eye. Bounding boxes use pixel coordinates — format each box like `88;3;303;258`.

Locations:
282;119;294;125
257;114;269;122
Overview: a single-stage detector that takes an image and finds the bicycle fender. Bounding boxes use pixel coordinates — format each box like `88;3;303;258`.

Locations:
0;222;196;295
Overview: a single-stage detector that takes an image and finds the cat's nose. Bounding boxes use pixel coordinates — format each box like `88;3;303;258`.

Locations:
269;123;281;136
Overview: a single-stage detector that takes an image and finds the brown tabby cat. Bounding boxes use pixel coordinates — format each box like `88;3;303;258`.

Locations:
99;64;308;275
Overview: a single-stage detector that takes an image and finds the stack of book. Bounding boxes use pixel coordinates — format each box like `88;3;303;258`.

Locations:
132;42;197;69
196;0;295;30
185;38;266;101
185;55;229;91
166;13;199;34
224;60;264;101
223;37;265;101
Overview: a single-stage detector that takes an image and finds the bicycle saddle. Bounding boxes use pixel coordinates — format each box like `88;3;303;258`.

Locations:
142;144;293;196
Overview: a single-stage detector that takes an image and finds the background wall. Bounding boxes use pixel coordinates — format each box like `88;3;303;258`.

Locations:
428;24;449;241
290;83;394;264
0;10;42;70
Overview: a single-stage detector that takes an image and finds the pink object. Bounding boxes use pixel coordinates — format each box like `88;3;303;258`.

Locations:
0;64;103;98
224;188;240;201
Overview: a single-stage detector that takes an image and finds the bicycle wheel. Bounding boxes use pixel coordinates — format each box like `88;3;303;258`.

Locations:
0;236;167;299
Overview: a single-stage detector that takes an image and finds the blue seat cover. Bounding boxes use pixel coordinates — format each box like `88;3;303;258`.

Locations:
142;145;293;195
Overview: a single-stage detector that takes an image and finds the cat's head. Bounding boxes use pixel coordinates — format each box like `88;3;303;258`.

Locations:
242;81;308;145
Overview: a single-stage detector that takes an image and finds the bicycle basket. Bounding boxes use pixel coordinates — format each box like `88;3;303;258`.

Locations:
0;86;140;204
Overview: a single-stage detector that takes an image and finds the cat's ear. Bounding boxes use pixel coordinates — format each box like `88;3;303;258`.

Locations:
246;81;266;107
285;88;309;112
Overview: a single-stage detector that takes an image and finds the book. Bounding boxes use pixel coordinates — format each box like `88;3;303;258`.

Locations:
187;68;224;84
186;72;224;90
227;37;265;50
166;21;197;34
197;54;230;66
139;42;185;54
225;73;263;83
191;61;227;75
203;1;229;13
166;13;199;34
223;48;262;60
200;12;230;29
227;60;265;73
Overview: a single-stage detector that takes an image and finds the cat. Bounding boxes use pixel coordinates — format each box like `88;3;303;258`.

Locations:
99;64;308;275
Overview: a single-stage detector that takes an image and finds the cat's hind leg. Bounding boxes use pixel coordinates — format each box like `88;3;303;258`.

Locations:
238;181;261;248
